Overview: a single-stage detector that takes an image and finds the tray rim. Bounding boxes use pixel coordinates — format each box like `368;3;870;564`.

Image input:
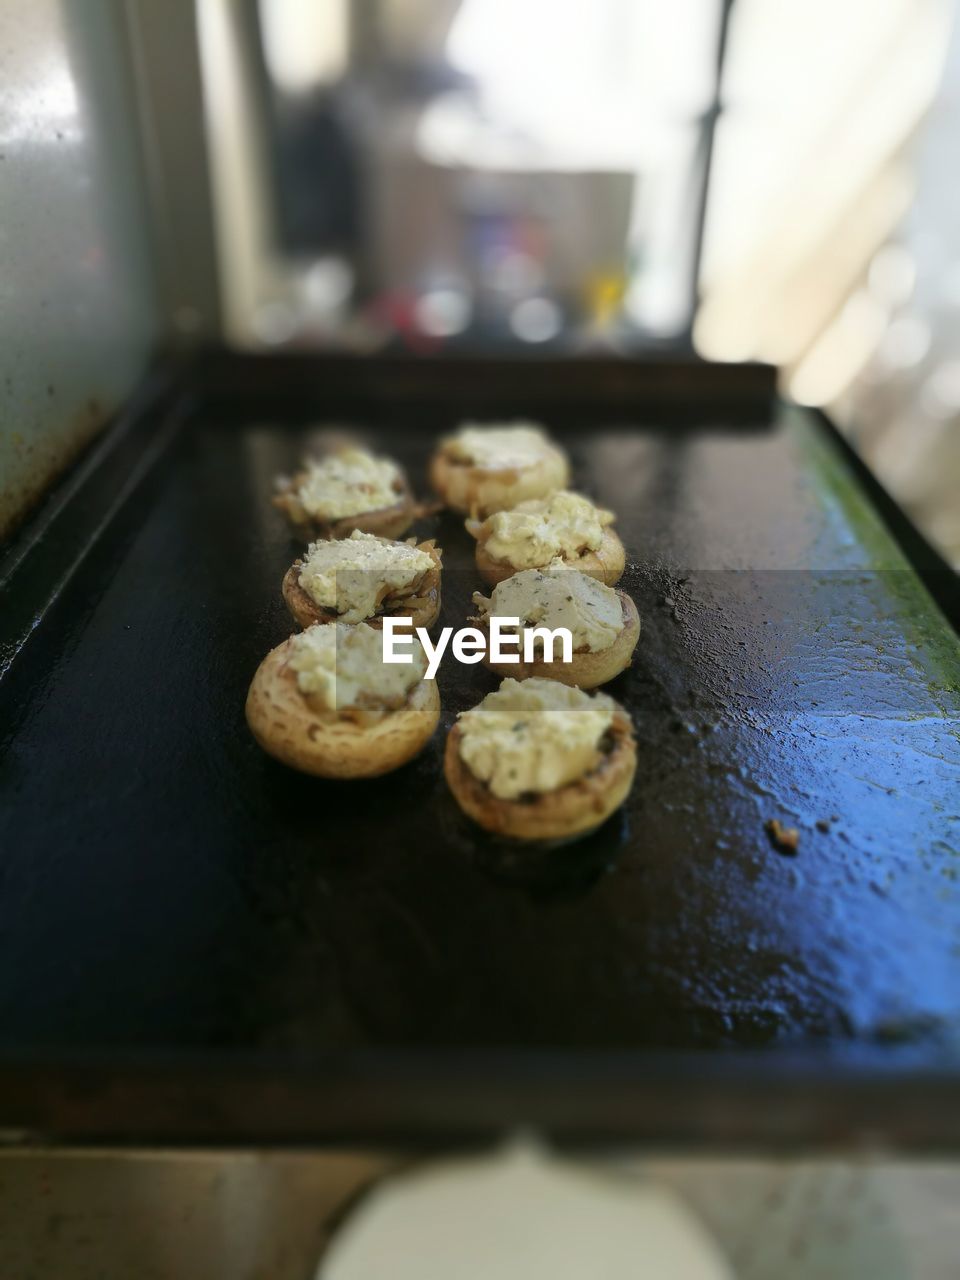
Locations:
1;1044;959;1150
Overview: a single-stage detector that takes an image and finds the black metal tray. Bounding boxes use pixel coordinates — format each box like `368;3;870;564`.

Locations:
1;353;959;1149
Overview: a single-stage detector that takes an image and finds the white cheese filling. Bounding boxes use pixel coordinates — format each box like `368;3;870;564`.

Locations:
298;530;435;623
295;447;402;520
444;423;556;470
474;568;623;653
482;491;613;568
288;622;426;712
457;678;615;800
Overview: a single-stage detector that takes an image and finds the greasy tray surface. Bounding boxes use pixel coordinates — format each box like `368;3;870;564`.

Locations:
1;370;959;1143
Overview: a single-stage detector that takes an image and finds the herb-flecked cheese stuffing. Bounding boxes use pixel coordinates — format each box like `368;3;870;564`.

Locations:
295;447;402;520
287;623;426;712
482;491;613;568
474;568;623;653
457;678;615;800
298;530;434;623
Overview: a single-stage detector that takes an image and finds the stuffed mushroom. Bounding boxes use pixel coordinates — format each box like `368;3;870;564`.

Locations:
274;445;419;540
444;678;636;843
467;490;625;587
247;622;439;779
282;530;442;631
430;423;569;517
471;568;639;689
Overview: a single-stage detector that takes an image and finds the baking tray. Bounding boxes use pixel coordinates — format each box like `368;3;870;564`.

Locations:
1;352;959;1150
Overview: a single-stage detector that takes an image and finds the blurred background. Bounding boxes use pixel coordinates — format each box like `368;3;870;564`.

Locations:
198;0;960;567
2;0;959;564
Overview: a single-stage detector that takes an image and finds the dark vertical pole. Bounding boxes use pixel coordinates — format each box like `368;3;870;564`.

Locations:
685;0;735;343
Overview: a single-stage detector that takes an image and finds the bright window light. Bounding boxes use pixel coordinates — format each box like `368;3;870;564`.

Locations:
258;0;348;95
420;0;721;171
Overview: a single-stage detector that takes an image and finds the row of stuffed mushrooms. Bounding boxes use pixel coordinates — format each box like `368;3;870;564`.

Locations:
246;423;639;843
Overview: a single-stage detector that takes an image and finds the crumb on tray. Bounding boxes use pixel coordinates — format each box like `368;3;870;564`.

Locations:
765;818;799;854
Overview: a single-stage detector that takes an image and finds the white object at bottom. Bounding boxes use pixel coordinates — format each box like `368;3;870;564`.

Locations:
317;1143;732;1280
